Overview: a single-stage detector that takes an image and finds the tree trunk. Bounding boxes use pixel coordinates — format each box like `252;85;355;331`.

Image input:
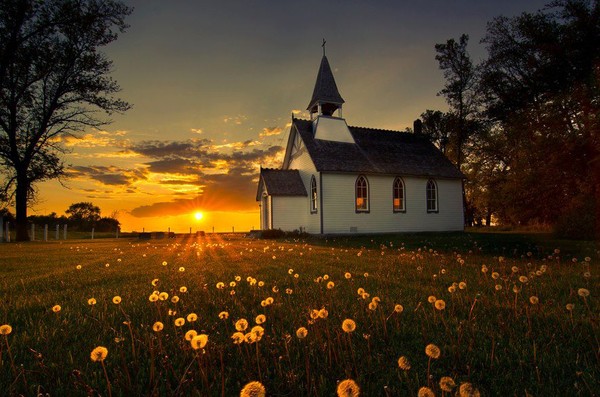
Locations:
15;174;29;242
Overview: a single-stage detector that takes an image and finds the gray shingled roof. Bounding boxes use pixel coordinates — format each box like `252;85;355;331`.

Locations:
293;118;464;179
256;168;308;200
307;55;345;111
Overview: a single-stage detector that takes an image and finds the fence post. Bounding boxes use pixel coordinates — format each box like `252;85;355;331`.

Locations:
63;224;67;240
55;224;59;240
91;228;94;240
6;222;10;242
0;216;3;242
116;227;119;239
232;226;234;233
31;223;35;241
44;224;48;241
189;227;192;234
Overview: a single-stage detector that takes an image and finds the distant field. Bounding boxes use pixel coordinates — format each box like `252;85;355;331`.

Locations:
0;233;597;396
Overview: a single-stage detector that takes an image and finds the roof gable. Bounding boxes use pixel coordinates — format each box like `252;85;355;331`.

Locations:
256;168;308;200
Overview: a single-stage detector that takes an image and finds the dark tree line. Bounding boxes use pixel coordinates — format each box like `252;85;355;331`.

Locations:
419;0;599;239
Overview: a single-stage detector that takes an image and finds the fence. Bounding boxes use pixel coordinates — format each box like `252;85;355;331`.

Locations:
0;217;120;242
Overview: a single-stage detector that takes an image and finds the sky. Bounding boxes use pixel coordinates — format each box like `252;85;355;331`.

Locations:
32;0;550;233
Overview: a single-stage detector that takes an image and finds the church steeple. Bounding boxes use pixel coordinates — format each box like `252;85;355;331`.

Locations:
307;53;345;117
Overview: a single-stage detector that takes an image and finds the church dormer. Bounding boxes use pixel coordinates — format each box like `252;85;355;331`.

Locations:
308;45;354;144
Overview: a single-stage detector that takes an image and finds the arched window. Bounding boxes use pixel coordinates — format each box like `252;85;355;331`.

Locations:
310;175;318;213
426;179;438;213
355;175;369;212
393;177;405;212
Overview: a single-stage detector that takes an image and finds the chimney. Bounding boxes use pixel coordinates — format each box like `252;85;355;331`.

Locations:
413;119;423;135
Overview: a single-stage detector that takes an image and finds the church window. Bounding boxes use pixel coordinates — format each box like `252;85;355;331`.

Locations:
355;175;369;212
310;176;318;213
393;177;405;212
426;179;438;212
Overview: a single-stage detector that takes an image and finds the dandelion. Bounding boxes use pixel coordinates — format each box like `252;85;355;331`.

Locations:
296;327;308;339
0;324;12;335
425;344;440;359
368;301;378;311
90;346;108;362
427;295;437;303
566;303;574;311
162;261;168;266
583;272;591;278
216;282;225;289
318;308;329;318
519;276;528;283
529;296;539;305
512;285;520;294
152;322;164;332
251;325;264;340
418;387;435;397
310;309;320;320
511;266;519;273
230;281;237;287
440;376;456;392
151;278;159;286
272;286;279;293
288;268;294;274
235;275;241;282
481;265;488;273
578;288;590;297
357;288;365;295
260;300;268;307
323;274;329;280
191;334;208;350
185;330;197;341
434;300;446;310
179;286;187;293
158;292;169;301
258;281;265;287
327;281;335;289
394;304;404;313
231;332;245;344
363;272;369;278
174;317;185;327
240;381;266;397
112;296;122;304
235;318;249;332
52;305;61;313
219;311;229;320
76;265;82;270
88;298;97;305
187;313;198;322
495;284;502;291
459;282;467;290
148;294;158;302
459;382;481;397
255;314;266;324
397;356;411;370
342;319;356;333
337;379;360;397
345;272;352;279
171;296;180;303
492;272;500;279
448;285;456;293
265;297;274;305
230;290;236;296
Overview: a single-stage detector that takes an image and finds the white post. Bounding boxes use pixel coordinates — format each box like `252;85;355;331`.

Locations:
0;216;3;242
31;224;35;241
44;224;48;241
189;227;191;234
232;226;234;233
55;224;59;240
63;224;67;240
91;227;94;240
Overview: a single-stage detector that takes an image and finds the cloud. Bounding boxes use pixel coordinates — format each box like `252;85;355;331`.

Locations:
223;115;247;125
259;127;283;137
68;165;148;186
61;132;130;148
190;128;203;134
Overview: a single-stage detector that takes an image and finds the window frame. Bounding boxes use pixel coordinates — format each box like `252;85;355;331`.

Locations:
310;175;318;213
426;179;438;213
392;176;406;213
355;175;370;213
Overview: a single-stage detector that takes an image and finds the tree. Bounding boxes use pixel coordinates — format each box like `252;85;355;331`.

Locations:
0;0;132;241
65;202;100;230
419;110;450;154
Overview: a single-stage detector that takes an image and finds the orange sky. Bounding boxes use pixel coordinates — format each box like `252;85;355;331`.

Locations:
24;1;549;232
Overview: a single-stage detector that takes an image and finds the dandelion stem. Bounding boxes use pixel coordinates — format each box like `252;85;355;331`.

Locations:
101;360;112;397
3;335;16;377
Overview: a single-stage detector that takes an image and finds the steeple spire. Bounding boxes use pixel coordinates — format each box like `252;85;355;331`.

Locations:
307;49;344;116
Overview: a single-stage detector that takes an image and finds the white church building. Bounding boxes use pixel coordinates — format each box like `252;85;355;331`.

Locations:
256;53;464;234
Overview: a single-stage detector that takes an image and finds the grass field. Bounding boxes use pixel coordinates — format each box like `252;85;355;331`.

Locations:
0;232;597;396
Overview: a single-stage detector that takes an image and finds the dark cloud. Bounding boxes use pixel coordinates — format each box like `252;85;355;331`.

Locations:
69;166;148;186
128;139;211;158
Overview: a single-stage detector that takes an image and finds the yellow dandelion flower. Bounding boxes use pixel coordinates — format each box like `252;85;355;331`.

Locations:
440;376;456;392
345;272;352;279
481;265;488;273
492;272;499;279
357;287;365;295
337;379;360;397
245;332;257;344
318;308;329;318
397;356;411;370
148;294;158;302
151;278;159;286
372;296;381;303
235;318;249;332
361;292;370;300
88;298;97;305
187;313;198;322
272;286;279;293
179;286;187;293
251;325;264;340
258;281;265;287
294;273;299;279
578;288;590;297
112;296;122;304
240;381;266;397
512;285;520;294
174;317;185;327
459;282;467;290
185;330;198;341
191;334;208;350
425;343;440;359
260;300;268;307
0;324;12;335
519;276;528;283
285;288;293;295
296;327;308;339
435;299;446;310
394;304;404;313
230;281;237;288
255;314;266;324
511;266;519;273
327;281;335;289
231;332;245;344
216;282;225;289
90;346;108;362
162;261;168;266
495;284;502;291
323;274;329;280
427;295;436;304
566;303;574;311
266;297;274;305
459;382;481;397
310;309;319;319
158;292;169;301
219;311;229;320
235;275;241;282
448;285;456;293
76;265;82;270
529;296;539;305
178;267;185;272
584;256;591;262
230;290;236;296
152;321;164;332
52;305;61;313
171;296;180;303
342;318;356;333
368;301;378;311
418;386;435;397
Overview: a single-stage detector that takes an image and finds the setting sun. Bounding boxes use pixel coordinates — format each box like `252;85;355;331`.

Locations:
194;212;203;220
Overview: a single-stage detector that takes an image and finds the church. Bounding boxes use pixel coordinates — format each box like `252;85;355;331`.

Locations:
256;52;464;234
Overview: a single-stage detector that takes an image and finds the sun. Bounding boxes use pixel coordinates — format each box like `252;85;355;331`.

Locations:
194;212;203;220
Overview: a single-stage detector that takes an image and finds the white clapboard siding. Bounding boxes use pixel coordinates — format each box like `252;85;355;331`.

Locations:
288;148;321;233
321;173;463;234
271;196;307;232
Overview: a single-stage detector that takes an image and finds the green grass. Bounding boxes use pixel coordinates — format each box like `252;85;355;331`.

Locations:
0;233;597;396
